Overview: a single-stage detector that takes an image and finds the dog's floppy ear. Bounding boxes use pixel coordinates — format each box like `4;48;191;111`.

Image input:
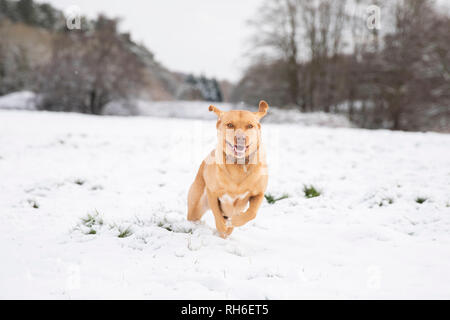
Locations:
255;100;269;119
209;105;223;118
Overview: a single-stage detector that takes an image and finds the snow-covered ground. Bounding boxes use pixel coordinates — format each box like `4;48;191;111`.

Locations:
0;91;36;111
1;109;449;299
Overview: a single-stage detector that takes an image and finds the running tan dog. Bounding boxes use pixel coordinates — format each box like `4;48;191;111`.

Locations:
187;101;269;238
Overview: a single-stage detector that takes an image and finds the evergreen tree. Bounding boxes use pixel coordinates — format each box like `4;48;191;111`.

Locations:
0;0;9;19
0;0;19;22
0;43;5;95
185;74;197;86
39;3;57;30
17;0;37;26
198;75;210;100
212;78;223;102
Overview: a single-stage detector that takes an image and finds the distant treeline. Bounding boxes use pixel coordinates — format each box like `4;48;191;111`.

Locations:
0;0;64;31
0;0;224;114
178;74;223;102
232;0;449;132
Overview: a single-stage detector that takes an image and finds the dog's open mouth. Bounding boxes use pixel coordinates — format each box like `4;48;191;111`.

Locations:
226;141;250;157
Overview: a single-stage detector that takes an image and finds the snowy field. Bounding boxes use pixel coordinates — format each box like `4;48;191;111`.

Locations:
1;109;450;299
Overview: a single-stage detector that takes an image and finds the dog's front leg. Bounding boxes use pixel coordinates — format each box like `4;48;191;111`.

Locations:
206;190;234;238
231;193;264;227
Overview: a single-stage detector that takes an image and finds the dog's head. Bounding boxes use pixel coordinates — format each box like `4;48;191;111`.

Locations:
209;100;269;161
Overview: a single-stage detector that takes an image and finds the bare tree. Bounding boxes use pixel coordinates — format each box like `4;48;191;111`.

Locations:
37;16;144;114
234;0;449;132
299;0;347;111
248;0;301;107
370;0;447;130
243;0;349;111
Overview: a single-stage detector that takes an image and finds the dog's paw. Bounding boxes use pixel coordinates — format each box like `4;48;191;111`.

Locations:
225;218;232;228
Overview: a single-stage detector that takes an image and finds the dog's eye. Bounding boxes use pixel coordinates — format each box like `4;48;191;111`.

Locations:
227;123;234;128
247;124;254;129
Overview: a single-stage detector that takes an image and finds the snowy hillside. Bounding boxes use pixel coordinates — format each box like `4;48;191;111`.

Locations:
0;109;449;299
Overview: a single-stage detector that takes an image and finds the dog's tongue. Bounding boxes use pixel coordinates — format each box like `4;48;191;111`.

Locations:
234;144;246;158
235;144;245;152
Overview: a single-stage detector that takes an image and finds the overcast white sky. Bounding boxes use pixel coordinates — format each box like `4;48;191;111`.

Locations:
40;0;262;82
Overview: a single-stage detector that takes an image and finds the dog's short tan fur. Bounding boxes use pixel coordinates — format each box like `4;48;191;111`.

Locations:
187;101;269;238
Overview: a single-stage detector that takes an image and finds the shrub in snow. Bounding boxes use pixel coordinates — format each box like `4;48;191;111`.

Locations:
416;197;428;204
303;185;321;198
265;193;289;204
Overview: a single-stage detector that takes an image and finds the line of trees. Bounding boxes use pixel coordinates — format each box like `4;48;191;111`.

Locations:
0;0;224;115
0;0;64;30
177;74;223;102
232;0;449;131
0;0;146;114
36;17;145;114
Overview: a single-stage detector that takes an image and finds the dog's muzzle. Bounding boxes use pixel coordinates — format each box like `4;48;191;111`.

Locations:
226;140;248;159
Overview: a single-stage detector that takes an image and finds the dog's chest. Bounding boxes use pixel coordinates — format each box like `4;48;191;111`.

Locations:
218;192;250;216
219;192;249;203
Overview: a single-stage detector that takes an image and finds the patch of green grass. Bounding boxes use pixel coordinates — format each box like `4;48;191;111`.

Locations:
80;211;104;228
78;211;104;235
28;199;39;209
416;197;427;204
76;212;138;238
157;220;193;234
158;221;173;232
303;185;321;199
378;198;394;207
118;226;133;238
74;179;85;186
265;193;289;204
